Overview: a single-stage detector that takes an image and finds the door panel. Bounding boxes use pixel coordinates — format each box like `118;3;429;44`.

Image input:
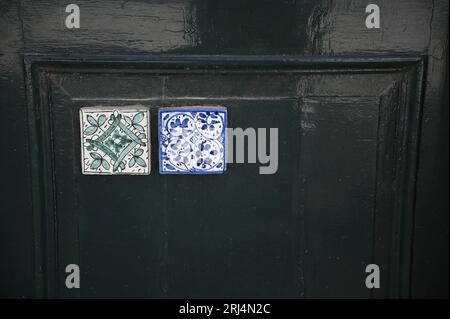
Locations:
1;0;448;300
25;56;424;298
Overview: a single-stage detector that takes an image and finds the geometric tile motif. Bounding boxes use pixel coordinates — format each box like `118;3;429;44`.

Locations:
80;107;150;175
159;106;227;174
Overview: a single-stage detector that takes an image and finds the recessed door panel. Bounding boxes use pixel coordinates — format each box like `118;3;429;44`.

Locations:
26;56;423;298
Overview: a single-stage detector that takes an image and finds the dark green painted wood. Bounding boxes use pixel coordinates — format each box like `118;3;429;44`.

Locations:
24;56;423;298
0;1;35;298
0;0;448;298
411;0;449;298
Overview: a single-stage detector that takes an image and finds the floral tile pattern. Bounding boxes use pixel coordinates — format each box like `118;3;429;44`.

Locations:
159;107;227;174
80;107;150;175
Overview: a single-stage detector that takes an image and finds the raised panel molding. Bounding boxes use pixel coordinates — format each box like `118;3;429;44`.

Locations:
24;54;425;298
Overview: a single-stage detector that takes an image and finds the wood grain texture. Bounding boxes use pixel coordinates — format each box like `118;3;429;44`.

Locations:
20;0;433;55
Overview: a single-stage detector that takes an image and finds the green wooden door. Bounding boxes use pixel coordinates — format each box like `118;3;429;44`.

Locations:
0;0;448;298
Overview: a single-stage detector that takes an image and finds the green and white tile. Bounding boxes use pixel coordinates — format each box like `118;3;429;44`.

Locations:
80;107;150;175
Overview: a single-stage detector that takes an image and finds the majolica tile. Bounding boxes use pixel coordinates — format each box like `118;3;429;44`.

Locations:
80;107;150;175
159;107;227;174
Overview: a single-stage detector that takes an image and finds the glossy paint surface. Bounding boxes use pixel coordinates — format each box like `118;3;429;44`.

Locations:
0;0;448;298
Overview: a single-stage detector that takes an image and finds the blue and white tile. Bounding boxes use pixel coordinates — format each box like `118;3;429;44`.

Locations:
159;107;227;174
80;107;150;175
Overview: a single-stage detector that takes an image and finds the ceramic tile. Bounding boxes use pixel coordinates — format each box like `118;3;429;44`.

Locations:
80;107;150;175
159;107;227;174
